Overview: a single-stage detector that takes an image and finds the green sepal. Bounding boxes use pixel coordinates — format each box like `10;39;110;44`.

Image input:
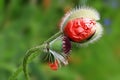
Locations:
50;36;63;53
40;52;55;63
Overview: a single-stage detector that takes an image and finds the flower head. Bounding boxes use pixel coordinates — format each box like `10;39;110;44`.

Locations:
63;18;96;42
60;7;103;44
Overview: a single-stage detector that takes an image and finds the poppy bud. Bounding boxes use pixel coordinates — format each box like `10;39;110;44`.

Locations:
60;7;103;44
63;18;96;42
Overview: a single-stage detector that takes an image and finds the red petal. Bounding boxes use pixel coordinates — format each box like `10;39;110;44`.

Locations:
64;18;96;43
48;60;59;70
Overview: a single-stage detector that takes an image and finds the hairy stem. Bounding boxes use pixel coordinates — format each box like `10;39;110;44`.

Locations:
23;45;45;80
9;31;62;80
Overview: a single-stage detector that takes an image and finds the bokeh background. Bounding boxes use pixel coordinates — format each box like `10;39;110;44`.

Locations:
0;0;120;80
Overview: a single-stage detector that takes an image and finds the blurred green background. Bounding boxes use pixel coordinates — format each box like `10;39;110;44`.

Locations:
0;0;120;80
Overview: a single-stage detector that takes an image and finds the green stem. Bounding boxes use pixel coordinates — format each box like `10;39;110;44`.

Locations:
44;31;62;43
23;45;45;80
9;31;62;80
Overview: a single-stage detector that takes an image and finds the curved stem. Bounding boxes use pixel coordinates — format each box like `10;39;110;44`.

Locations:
9;45;45;80
23;31;62;80
23;45;45;80
9;31;62;80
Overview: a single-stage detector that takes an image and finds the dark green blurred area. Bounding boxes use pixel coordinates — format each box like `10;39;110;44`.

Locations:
0;0;120;80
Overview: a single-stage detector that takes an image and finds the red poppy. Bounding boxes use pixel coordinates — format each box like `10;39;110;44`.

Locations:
63;18;96;42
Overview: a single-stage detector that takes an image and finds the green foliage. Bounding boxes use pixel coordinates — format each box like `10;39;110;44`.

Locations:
0;0;120;80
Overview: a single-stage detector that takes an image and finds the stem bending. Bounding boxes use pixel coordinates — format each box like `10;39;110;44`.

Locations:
23;45;45;80
9;31;62;80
